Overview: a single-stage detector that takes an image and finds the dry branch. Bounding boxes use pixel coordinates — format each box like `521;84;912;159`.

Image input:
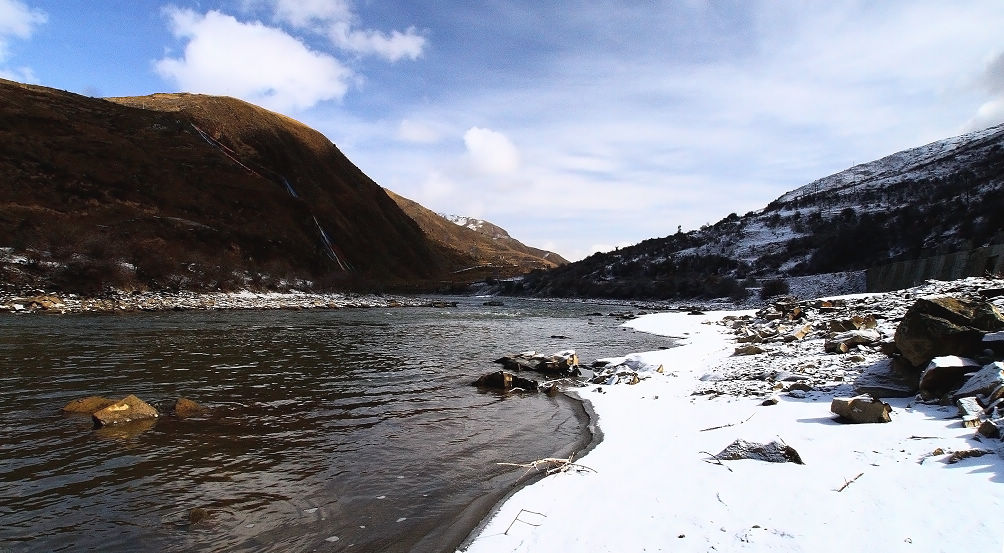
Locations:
836;472;864;492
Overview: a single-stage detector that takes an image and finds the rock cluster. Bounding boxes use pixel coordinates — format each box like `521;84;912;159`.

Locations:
474;350;583;392
695;277;1004;440
63;394;208;429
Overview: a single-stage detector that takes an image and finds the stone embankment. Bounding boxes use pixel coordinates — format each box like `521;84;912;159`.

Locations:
0;290;433;313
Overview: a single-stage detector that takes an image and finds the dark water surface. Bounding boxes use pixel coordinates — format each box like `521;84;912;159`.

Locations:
0;298;673;552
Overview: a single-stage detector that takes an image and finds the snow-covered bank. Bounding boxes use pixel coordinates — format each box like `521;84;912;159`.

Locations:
461;285;1004;552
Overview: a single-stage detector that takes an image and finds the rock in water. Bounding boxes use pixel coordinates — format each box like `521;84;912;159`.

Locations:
62;396;117;414
174;397;207;418
92;395;159;427
472;370;539;391
830;395;892;423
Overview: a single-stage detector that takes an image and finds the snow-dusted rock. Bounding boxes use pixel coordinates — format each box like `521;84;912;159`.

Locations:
830;395;892;423
952;361;1004;401
918;356;982;397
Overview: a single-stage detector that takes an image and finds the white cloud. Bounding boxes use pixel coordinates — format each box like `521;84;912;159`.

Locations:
463;127;520;175
327;21;425;62
257;0;425;61
155;8;351;113
965;51;1004;130
270;0;351;29
0;64;36;82
0;0;45;73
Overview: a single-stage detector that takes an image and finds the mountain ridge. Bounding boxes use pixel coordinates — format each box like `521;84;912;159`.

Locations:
512;123;1004;299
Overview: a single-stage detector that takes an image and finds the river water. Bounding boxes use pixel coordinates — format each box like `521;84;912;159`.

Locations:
0;298;674;552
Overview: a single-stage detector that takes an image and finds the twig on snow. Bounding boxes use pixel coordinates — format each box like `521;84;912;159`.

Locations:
835;472;864;492
699;412;756;432
700;451;734;473
504;508;546;535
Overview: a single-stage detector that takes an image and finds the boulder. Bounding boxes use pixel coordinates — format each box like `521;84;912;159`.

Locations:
734;345;766;356
824;329;880;353
174;397;207;418
894;296;1004;367
830;395;892;423
853;359;918;398
473;370;539;391
956;396;985;428
977;419;1001;439
494;350;581;377
918;356;982;397
952;362;1004;401
62;396;117;414
713;439;804;464
92;395;159;427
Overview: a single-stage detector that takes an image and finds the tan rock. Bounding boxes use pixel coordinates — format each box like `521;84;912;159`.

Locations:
92;395;159;427
62;396;117;414
831;395;892;423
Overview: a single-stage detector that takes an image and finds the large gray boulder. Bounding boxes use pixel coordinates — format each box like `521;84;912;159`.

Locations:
893;296;1004;368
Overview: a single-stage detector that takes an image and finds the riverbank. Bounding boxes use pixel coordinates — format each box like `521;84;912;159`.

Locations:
0;290;430;313
460;278;1004;552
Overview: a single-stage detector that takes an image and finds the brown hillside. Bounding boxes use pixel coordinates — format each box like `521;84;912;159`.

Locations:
0;79;470;293
384;189;568;278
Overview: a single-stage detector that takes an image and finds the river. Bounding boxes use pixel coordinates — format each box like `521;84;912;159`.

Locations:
0;297;674;552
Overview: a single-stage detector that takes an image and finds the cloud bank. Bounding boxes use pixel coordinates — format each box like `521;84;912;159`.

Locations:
157;1;426;114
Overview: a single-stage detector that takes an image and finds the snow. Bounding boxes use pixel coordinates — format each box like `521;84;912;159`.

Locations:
460;309;1004;553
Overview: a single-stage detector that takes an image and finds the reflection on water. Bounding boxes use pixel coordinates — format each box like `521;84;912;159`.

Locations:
0;298;674;552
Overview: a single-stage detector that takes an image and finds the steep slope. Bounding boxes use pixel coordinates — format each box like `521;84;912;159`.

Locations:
0;79;465;293
516;124;1004;299
384;189;567;278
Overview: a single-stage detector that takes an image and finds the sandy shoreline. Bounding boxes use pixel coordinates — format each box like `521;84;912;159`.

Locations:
460;279;1004;552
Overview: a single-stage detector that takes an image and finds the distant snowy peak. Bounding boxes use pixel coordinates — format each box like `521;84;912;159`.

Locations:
442;214;512;240
778;122;1004;203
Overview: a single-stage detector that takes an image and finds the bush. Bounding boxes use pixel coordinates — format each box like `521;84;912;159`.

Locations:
760;279;790;300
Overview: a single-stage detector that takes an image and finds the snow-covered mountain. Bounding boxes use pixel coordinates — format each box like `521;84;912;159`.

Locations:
513;123;1004;300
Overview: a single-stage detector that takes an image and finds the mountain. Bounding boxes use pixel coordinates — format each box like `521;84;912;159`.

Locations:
384;189;568;279
0;79;471;293
514;124;1004;299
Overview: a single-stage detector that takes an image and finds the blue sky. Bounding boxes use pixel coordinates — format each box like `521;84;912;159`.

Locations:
3;1;1004;260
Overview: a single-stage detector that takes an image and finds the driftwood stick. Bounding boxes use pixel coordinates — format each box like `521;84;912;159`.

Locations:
836;472;864;492
699;412;756;432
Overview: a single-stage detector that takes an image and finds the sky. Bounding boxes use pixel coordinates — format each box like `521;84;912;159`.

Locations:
2;1;1004;261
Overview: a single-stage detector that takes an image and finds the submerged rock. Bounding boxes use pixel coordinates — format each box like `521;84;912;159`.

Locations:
92;395;159;427
174;397;207;418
